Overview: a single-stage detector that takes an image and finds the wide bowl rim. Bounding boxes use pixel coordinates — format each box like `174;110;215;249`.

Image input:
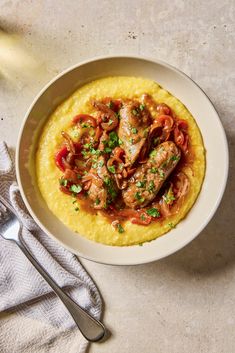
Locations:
16;54;229;265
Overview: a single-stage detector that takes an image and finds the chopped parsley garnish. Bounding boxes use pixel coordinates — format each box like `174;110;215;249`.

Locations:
168;222;175;229
95;198;100;205
140;214;146;221
92;162;98;169
118;138;123;145
59;178;68;187
104;147;112;154
153;137;160;145
129;138;135;145
171;155;180;161
107;101;114;109
81;122;90;128
148;180;155;193
70;184;82;194
117;223;124;233
77;174;82;179
146;208;160;218
150;150;157;158
132;109;138;116
136;181;146;188
134;192;145;203
108;119;114;126
108;165;116;174
98;160;104;167
143;128;149;137
81;150;88;157
139;104;145;111
163;194;175;204
72;200;77;204
131;127;138;134
104;177;117;200
90;148;102;156
159;169;165;179
74;207;79;211
150;167;158;174
107;131;119;149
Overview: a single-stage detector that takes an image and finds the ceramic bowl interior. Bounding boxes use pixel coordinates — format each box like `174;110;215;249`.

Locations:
16;56;228;265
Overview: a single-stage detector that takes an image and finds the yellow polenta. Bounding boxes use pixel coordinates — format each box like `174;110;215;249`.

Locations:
36;77;205;246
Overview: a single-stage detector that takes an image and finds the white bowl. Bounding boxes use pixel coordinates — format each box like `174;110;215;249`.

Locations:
16;56;229;265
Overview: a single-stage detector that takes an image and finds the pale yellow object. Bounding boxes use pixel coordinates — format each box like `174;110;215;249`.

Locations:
36;77;205;246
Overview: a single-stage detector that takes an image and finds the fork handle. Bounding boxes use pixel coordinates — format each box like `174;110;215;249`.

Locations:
15;240;105;342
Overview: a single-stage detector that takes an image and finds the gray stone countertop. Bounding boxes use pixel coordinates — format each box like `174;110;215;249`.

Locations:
0;1;235;352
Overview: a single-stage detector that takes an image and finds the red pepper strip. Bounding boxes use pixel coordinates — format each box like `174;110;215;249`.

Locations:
63;169;79;184
157;103;172;116
92;101;119;131
157;115;174;129
59;185;72;195
55;146;69;172
181;134;189;153
101;97;122;112
177;119;188;132
94;125;103;142
107;157;123;173
130;212;152;225
72;114;97;127
174;125;185;145
112;147;125;160
114;209;151;225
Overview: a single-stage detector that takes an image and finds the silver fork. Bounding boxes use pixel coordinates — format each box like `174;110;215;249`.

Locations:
0;196;105;342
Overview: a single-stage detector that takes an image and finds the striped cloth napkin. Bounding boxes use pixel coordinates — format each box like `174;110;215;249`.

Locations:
0;142;102;353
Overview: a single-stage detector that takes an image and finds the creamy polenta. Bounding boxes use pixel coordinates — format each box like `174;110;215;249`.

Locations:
36;77;205;246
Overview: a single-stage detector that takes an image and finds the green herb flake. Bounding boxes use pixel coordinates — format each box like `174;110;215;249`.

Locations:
108;165;116;174
81;123;90;128
132;109;138;116
118;138;123;145
59;178;68;187
98;160;104;168
146;208;160;218
150;167;158;174
163;194;175;204
95;198;100;205
153;137;160;145
70;184;82;194
148;180;155;193
134;192;145;203
136;181;146;188
108;131;119;149
108;119;114;126
171;155;180;161
107;101;113;109
129;138;135;145
117;223;124;233
90;148;101;156
81;150;88;157
139;104;145;111
150;150;157;158
168;222;175;229
159;169;165;179
72;200;77;204
131;127;138;134
74;207;79;212
140;214;146;221
104;147;112;154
